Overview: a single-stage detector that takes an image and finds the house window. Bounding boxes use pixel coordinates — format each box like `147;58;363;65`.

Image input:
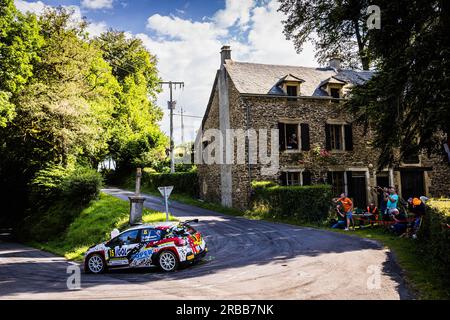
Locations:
325;124;353;151
328;171;345;196
279;123;299;151
329;124;344;150
281;171;312;186
330;88;341;98
286;85;298;100
403;153;420;164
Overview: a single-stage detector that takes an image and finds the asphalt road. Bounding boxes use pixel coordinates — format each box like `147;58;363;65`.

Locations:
0;188;412;300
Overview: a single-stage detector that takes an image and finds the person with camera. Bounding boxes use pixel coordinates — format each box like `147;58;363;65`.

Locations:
332;202;347;229
384;187;399;220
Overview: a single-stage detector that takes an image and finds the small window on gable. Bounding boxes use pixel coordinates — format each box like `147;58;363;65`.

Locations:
287;85;298;97
330;88;340;99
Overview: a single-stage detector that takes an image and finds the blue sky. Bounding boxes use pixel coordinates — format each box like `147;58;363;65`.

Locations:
15;0;317;144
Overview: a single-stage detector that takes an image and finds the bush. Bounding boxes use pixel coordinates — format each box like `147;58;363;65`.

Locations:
251;181;332;224
62;167;103;206
142;171;199;197
417;200;450;287
22;165;103;242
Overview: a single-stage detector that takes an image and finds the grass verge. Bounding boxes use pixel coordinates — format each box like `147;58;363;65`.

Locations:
29;193;176;262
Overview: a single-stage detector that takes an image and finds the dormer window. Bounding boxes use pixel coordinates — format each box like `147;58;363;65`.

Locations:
321;77;346;99
286;85;298;98
275;74;304;100
330;88;340;98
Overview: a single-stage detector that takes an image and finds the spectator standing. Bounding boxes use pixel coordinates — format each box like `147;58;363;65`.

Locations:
337;193;354;231
384;187;399;218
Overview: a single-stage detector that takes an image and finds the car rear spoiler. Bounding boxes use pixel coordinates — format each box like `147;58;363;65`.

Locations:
182;219;199;225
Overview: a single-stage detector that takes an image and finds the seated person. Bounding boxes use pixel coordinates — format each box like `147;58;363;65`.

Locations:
331;202;346;229
389;209;408;235
365;202;379;221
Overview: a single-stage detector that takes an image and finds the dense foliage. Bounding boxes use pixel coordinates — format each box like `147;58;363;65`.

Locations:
345;0;450;167
279;0;373;70
0;1;168;228
251;181;332;223
140;171;199;197
417;200;450;287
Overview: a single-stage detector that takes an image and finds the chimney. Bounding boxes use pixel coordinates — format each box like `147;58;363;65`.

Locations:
220;45;231;66
329;56;342;70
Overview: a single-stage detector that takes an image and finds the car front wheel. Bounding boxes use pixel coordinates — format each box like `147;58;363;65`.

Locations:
158;251;178;272
86;254;106;274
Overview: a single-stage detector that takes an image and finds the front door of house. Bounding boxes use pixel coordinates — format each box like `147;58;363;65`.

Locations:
347;171;367;209
400;170;425;200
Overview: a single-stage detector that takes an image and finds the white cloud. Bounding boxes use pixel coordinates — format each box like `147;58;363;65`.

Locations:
81;0;113;10
141;0;317;144
15;1;108;38
14;0;47;15
146;14;227;41
213;0;254;29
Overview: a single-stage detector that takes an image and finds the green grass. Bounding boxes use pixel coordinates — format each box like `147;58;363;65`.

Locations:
30;193;177;261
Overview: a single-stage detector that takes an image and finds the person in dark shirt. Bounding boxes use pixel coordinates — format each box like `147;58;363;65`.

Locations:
390;209;407;235
408;197;426;237
332;202;346;229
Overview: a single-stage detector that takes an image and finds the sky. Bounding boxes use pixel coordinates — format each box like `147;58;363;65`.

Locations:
14;0;318;144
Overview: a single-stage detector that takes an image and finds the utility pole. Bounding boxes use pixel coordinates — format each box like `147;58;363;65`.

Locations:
180;107;185;145
160;81;184;173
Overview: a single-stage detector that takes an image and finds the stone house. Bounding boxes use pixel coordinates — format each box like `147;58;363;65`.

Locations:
197;46;450;209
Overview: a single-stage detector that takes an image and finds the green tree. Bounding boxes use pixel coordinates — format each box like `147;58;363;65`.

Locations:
0;0;42;126
346;0;450;166
279;0;373;70
94;31;168;173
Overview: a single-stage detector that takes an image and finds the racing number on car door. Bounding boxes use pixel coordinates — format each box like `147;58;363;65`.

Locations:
108;230;141;266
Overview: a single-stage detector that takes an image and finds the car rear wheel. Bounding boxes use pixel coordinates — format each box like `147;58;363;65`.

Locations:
86;254;105;274
158;251;178;272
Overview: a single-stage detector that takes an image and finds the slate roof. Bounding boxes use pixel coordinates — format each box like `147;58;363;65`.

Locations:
224;60;374;97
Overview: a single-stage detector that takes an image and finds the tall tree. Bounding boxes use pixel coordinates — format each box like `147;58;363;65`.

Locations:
346;0;450;167
0;0;42;126
93;31;167;173
279;0;373;70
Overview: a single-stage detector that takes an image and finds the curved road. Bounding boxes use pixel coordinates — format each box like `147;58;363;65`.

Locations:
0;188;412;299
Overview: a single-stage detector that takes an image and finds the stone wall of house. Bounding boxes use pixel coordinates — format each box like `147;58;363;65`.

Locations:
199;72;450;209
197;79;221;204
422;154;450;198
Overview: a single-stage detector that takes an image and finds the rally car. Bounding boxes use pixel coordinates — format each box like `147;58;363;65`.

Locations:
84;219;207;273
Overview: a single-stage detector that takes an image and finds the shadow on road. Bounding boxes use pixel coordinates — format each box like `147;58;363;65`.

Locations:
0;188;413;299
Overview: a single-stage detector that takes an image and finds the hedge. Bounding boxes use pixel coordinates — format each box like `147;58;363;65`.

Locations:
417;200;450;287
142;172;199;197
251;181;332;223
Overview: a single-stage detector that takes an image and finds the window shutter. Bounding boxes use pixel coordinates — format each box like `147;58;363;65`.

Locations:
344;124;353;151
346;171;353;197
302;171;312;186
325;124;332;151
279;172;287;186
300;123;310;151
278;123;286;151
327;171;333;185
